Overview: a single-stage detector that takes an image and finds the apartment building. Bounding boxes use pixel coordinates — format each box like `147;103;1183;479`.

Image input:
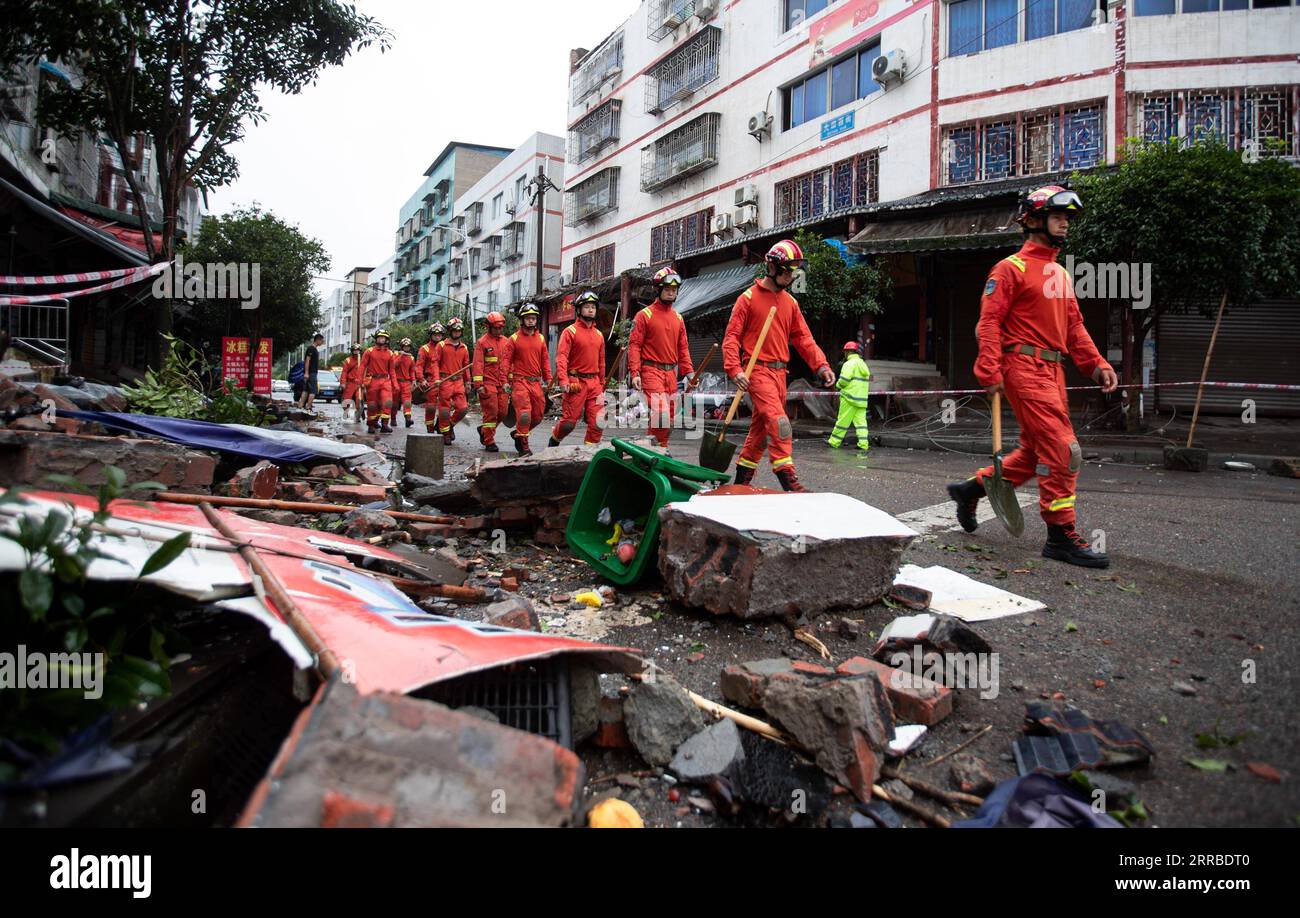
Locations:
391;142;513;324
446;133;566;342
362;254;398;335
562;0;1299;402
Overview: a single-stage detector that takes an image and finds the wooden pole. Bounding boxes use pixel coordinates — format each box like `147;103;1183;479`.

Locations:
155;492;458;524
1186;290;1230;449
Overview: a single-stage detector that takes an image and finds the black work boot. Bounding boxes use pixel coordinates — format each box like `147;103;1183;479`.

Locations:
947;478;986;534
484;443;499;453
734;465;756;487
548;436;561;448
477;425;486;445
775;467;807;493
445;426;456;443
1043;523;1110;569
380;420;392;434
404;415;413;428
514;433;532;457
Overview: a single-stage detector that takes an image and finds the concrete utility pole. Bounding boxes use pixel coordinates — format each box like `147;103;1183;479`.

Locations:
526;163;561;302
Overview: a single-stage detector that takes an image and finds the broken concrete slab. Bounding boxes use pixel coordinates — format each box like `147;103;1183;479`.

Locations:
568;664;601;746
400;473;477;512
239;681;585;828
658;493;916;620
0;429;217;493
720;658;834;709
760;671;896;804
950;753;998;796
467;444;600;507
623;674;707;767
343;508;399;539
669;718;746;785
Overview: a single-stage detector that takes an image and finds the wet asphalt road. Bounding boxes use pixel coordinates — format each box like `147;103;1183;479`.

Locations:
318;399;1300;827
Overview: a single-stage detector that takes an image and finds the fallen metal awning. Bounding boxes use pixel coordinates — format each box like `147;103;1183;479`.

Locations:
676;265;758;321
848;208;1020;255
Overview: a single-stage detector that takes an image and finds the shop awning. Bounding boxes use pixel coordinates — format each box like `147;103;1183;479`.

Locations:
848;208;1020;255
676;265;758;321
0;176;148;266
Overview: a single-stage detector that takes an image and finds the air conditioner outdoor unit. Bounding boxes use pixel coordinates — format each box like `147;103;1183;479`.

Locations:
747;111;773;140
559;273;573;287
697;0;719;20
734;205;759;228
872;49;906;88
710;213;732;236
734;184;759;207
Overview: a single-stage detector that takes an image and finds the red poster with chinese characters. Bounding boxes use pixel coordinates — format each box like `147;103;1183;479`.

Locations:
222;337;273;396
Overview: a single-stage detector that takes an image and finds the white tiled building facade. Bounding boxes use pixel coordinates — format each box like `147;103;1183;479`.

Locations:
562;0;1299;279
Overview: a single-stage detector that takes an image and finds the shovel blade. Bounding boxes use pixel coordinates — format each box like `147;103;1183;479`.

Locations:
987;454;1025;538
698;431;737;473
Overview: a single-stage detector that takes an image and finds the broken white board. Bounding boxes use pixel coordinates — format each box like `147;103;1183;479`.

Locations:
674;492;918;542
893;564;1045;622
889;724;928;756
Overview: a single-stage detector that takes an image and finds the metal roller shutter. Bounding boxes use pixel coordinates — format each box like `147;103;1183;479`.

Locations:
1156;299;1300;417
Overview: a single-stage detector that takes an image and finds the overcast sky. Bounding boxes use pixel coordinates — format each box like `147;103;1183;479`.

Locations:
209;0;635;296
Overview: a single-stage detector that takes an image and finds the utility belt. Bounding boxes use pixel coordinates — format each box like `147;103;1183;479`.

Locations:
1004;344;1063;363
753;359;788;371
571;371;599;379
514;375;544;383
645;361;678;371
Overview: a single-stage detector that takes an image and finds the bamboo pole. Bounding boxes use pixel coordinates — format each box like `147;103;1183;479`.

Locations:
1186;290;1230;449
155;491;459;524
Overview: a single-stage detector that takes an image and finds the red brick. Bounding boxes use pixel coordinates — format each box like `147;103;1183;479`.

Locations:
353;467;391;488
278;481;314;500
534;529;566;546
320;791;396;829
497;505;530;525
593;696;630;749
457;515;489;531
406;522;453;541
500;576;519;592
792;660;834;676
325;484;387;503
310;464;345;478
835;656;953;726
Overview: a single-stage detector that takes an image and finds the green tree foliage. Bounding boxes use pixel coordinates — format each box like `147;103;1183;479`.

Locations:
0;0;390;358
1069;139;1300;427
793;229;893;320
182;204;330;377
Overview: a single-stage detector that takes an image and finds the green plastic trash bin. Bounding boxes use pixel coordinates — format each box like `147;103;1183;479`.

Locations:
566;438;729;586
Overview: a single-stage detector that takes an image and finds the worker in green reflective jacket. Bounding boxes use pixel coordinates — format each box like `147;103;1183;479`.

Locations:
827;340;870;451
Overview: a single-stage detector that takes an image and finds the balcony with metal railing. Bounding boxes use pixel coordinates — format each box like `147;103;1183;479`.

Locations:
571;33;624;107
645;25;720;115
640;113;720;193
569;99;622;166
565;168;620;226
648;0;698;41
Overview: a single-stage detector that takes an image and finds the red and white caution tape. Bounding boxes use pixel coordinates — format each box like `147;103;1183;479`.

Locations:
682;380;1300;399
0;263;169;306
0;265;154;287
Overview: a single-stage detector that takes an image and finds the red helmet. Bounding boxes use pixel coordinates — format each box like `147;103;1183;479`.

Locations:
486;311;506;327
765;239;805;269
575;291;600;308
842;341;860;352
447;316;464;331
652;267;682;288
1015;185;1083;226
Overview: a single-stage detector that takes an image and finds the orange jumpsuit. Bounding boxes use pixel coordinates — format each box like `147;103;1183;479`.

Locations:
472;330;509;446
502;329;551;439
392;351;416;422
629;300;693;448
722;282;828;475
340;355;362;403
434;338;470;436
414;341;440;432
360;344;396;430
552;320;607;446
973;241;1112;526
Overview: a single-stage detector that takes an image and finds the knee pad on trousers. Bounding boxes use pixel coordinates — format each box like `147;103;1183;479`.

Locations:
777;415;792;440
1068;440;1082;473
557;420;576;437
519;412;531;429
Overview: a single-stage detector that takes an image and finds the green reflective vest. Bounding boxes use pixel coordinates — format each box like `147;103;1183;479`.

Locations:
836;354;871;405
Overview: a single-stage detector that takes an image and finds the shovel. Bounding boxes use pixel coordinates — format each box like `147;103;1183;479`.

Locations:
698;306;777;473
987;390;1024;537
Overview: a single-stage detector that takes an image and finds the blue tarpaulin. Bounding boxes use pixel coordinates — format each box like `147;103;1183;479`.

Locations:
65;412;320;463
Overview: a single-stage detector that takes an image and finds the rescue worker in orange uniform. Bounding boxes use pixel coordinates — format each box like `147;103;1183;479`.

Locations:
392;338;417;428
629;267;694;449
360;329;397;434
472;311;509;453
947;185;1118;568
434;316;471;442
549;291;607;447
414;322;443;432
723;240;835;492
501;303;550;457
340;345;364;423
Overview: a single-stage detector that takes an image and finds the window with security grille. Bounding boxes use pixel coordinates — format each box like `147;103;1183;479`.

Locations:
573;244;616;284
572;33;624;106
570;99;622;166
645;26;721;114
650;208;715;264
648;0;699;40
1130;86;1297;158
774;150;879;225
641;112;721;192
942;100;1105;185
565;168;620;226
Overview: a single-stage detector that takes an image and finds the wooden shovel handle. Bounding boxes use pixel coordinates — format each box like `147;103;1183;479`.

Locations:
689;343;718;388
721;306;778;439
992;390;1002;455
